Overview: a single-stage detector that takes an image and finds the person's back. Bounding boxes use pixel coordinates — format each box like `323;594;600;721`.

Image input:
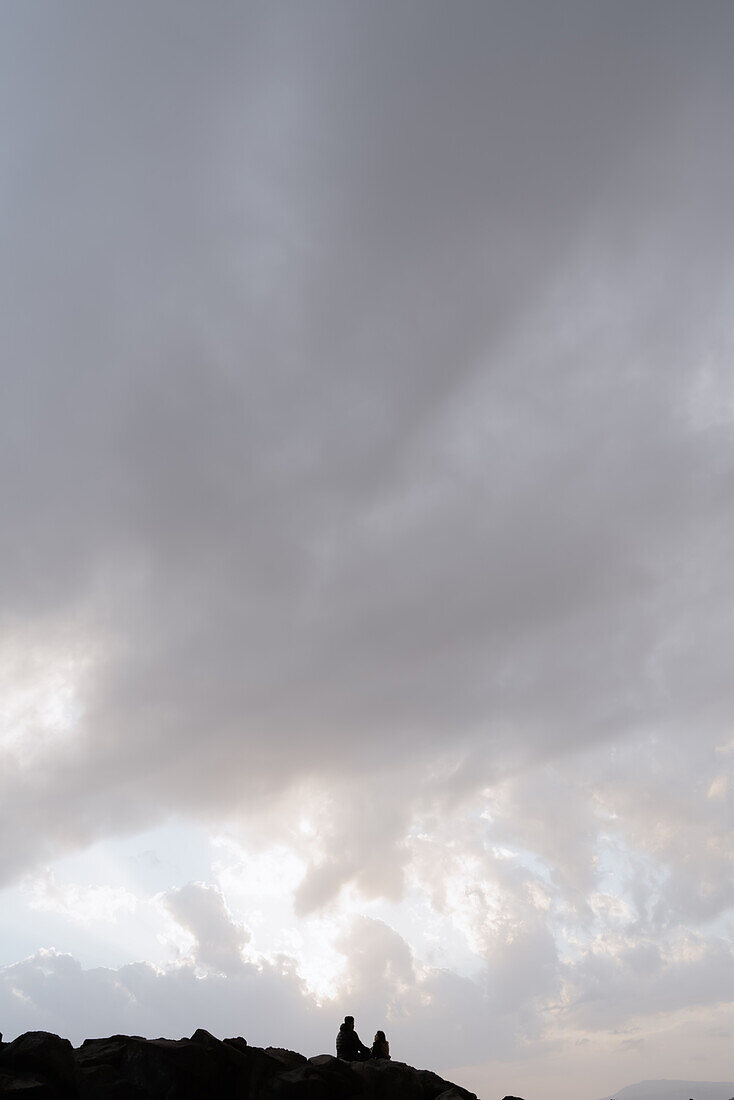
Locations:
336;1016;370;1061
336;1021;356;1060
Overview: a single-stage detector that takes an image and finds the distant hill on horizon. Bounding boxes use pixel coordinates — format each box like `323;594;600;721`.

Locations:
596;1080;734;1100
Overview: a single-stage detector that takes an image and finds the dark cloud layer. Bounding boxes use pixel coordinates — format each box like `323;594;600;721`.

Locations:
2;1;734;926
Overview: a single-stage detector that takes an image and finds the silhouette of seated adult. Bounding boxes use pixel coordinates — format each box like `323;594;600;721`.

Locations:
371;1030;390;1059
336;1016;371;1061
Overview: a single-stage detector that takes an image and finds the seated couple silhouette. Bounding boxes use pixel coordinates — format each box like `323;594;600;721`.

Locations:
336;1016;390;1061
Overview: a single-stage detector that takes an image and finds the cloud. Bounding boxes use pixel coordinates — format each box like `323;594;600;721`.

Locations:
0;948;317;1052
2;2;734;888
560;932;734;1032
24;870;137;925
2;5;734;1095
0;917;501;1070
162;882;250;976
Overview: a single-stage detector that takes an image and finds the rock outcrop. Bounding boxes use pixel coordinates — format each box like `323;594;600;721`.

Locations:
0;1030;479;1099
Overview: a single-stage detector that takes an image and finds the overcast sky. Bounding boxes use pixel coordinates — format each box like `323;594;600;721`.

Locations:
2;3;734;1098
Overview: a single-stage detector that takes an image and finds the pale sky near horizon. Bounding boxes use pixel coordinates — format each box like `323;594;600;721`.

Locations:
2;4;734;1099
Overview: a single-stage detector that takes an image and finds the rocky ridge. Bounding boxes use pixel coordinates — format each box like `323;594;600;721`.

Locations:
0;1029;481;1099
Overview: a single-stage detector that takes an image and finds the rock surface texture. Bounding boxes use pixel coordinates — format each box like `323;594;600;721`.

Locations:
0;1030;480;1099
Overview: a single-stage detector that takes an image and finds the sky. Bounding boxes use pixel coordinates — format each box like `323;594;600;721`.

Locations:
2;3;734;1098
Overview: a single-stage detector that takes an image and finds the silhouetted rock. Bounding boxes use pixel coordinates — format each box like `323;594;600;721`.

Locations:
264;1048;308;1069
0;1030;479;1099
352;1057;424;1099
418;1069;476;1100
223;1036;249;1054
285;1053;362;1100
1;1031;76;1097
0;1070;61;1097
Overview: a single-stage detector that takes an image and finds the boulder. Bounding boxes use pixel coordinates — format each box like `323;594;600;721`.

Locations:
351;1057;424;1100
0;1069;62;1096
417;1068;476;1100
436;1091;479;1100
302;1055;361;1100
224;1037;248;1053
264;1049;308;1070
76;1031;285;1100
269;1063;333;1100
0;1033;75;1097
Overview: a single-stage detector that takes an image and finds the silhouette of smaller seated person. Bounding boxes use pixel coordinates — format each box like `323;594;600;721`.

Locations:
371;1030;390;1059
336;1015;371;1061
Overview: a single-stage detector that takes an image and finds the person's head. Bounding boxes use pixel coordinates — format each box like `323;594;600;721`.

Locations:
344;1016;354;1030
374;1030;385;1042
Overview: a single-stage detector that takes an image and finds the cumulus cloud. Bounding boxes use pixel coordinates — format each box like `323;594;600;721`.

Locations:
2;4;734;1096
162;882;250;976
25;870;137;925
0;948;316;1052
0;913;499;1071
